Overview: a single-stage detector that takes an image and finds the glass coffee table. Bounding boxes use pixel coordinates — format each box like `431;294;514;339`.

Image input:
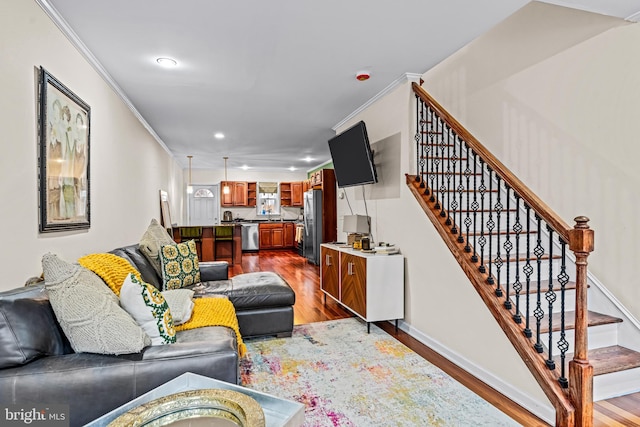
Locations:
86;372;304;427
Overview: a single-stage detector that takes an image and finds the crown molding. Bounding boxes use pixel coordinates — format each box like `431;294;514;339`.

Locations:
35;0;173;158
333;72;423;132
626;10;640;22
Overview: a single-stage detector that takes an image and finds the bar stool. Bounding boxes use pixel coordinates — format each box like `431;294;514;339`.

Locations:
214;225;234;265
179;226;203;259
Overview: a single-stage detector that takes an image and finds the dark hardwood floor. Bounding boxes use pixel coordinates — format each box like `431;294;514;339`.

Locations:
231;249;640;427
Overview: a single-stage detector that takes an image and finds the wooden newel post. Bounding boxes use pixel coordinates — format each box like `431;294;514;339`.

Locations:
568;216;594;427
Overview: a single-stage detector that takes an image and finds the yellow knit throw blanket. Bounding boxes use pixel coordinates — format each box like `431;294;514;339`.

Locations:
78;253;141;296
175;297;246;357
78;253;246;357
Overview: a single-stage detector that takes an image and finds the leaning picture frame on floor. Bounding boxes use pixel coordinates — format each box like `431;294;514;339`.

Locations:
38;66;91;232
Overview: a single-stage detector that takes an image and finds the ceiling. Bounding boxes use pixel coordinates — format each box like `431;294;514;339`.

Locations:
39;0;639;171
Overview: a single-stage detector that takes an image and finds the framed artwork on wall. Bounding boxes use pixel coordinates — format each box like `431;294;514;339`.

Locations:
38;67;91;232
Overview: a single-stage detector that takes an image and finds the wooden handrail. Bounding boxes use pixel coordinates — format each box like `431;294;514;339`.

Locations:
412;82;571;242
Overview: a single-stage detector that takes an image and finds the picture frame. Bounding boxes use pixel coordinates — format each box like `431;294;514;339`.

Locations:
38;67;91;232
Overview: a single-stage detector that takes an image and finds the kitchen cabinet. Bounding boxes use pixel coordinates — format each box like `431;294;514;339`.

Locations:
247;182;257;207
320;243;404;331
259;222;293;249
259;222;296;249
284;222;294;247
221;181;254;207
280;181;304;207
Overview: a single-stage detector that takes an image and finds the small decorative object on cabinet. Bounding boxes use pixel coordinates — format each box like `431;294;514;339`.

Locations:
320;243;404;333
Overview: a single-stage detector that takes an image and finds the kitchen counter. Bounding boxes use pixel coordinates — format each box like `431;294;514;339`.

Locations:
172;225;242;265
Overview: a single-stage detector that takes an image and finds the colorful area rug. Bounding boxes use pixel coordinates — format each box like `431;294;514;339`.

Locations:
241;318;519;426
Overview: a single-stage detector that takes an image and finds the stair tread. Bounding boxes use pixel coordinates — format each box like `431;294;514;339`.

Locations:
529;310;622;334
508;280;579;295
556;346;640;376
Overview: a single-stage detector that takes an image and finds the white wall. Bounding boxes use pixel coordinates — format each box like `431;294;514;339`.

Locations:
423;2;640;321
0;0;182;289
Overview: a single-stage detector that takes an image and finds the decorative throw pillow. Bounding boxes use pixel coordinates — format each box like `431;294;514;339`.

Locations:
42;253;151;355
161;289;195;325
120;273;176;345
78;253;141;296
159;240;201;291
139;218;175;276
0;298;69;369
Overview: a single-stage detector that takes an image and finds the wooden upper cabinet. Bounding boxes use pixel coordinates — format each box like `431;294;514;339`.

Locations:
233;181;247;206
247;182;257;207
220;181;249;206
220;181;234;206
281;181;303;207
291;182;303;207
280;182;292;207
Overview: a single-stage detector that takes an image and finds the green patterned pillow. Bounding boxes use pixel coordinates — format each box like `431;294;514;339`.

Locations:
159;240;201;291
120;273;176;345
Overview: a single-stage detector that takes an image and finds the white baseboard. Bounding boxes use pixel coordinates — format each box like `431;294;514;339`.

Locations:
390;319;556;424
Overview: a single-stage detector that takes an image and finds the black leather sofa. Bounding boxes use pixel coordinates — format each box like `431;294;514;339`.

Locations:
0;244;295;426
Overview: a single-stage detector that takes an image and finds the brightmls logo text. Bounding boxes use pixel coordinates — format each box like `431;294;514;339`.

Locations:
2;405;68;426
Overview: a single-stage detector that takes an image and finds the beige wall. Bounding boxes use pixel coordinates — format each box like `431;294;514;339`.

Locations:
424;2;640;320
0;0;182;288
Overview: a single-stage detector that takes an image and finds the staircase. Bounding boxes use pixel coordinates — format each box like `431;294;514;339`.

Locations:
408;82;640;427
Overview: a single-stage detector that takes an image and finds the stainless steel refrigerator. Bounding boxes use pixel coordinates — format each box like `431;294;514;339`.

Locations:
303;189;323;265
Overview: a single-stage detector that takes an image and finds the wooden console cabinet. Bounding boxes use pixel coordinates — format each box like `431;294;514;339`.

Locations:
320;244;404;331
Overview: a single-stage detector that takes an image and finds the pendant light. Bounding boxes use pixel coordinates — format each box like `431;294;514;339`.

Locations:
223;156;230;194
186;155;193;194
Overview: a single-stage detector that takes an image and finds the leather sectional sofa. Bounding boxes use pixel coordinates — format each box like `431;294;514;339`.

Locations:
0;244;295;426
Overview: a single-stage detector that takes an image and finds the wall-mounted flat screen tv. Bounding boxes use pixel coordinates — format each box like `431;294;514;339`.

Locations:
328;121;378;188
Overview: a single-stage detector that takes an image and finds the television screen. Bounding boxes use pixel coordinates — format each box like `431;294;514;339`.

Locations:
328;121;377;188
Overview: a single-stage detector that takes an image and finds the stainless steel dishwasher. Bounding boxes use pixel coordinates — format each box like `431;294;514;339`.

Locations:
241;223;259;251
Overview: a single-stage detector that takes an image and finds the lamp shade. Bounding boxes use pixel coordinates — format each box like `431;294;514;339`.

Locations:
343;215;369;234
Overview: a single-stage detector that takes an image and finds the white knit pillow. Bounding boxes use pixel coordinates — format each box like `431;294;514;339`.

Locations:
139;218;175;276
120;273;176;345
42;253;150;355
161;288;195;325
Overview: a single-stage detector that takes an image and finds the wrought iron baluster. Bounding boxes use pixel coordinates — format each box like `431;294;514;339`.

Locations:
457;137;465;243
471;152;479;263
463;144;473;251
438;120;447;215
415;97;424;185
523;205;533;338
502;185;512;307
428;108;436;199
477;159;487;273
545;225;557;370
486;167;494;282
557;239;570;388
511;194;522;321
533;214;545;354
494;179;504;297
447;127;456;228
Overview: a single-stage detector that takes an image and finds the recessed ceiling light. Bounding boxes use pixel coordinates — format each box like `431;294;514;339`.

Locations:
288;166;297;171
303;156;313;162
156;57;177;67
240;165;250;170
214;132;225;139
